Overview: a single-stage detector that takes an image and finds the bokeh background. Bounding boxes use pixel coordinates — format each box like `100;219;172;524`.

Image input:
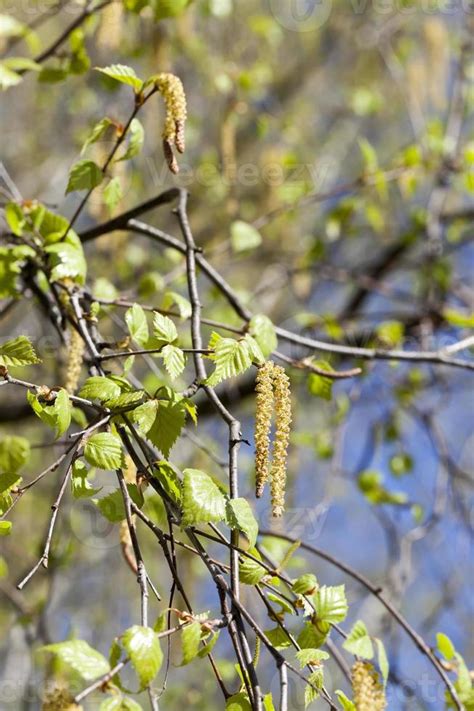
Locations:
0;0;473;709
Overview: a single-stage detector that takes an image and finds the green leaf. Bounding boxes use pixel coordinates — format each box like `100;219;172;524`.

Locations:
230;220;262;252
100;697;144;711
307;362;334;401
147;399;186;458
264;626;292;650
358;137;378;172
103;177;123;214
152;312;178;346
45;233;87;283
161;344;186;379
358;470;408;506
71;460;101;499
5;202;25;235
130;400;159;434
0;436;30;473
296;648;329;668
437;632;456;661
239;547;267;585
0;335;40;367
39;640;110;681
304;669;324;707
226;693;252;711
154;0;192;19
342;620;374;659
84;432;123;470
0;471;21;494
297;621;331;650
96;64;144;92
125;303;149;347
197;630;220;658
0;521;12;536
94;484;143;522
443;308;474;328
121;625;163;688
249;314;277;358
118;118;144;161
0;62;22;89
180;621;202;665
101;698;143;711
206;337;252;386
66;159;103;194
161;291;192;319
27;388;71;438
81;117;114;154
314;585;348;624
181;469;226;526
225;498;258;547
376;320;404;348
335;691;356;711
153;461;182;506
292;573;318;596
79;376;121;402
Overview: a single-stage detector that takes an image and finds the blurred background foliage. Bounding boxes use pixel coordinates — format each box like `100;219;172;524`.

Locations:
0;0;473;709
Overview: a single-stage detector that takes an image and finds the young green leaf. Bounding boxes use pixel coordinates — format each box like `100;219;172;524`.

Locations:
296;648;330;668
314;585;348;624
226;693;253;711
0;436;30;473
146;399;186;458
0;521;12;536
161;344;186;379
100;697;144;711
180;621;201;665
239;547;267;585
66;159;103;194
94;484;143;522
436;632;455;661
103;176;123;214
96;64;144;92
181;469;226;526
230;220;262;253
292;573;318;596
225;498;258;548
342;620;374;659
249;314;277;358
335;691;356;711
39;640;110;681
84;432;123;470
307;362;334;401
375;638;389;686
121;625;163;688
0;335;40;367
125;303;149;347
81;117;114;155
206;337;252;386
79;376;122;402
304;669;324;707
117;118;144;161
153;312;178;346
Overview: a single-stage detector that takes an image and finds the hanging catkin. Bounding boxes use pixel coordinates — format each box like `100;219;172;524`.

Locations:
154;73;187;174
270;364;292;518
64;327;85;394
255;361;275;498
254;361;292;517
351;661;387;711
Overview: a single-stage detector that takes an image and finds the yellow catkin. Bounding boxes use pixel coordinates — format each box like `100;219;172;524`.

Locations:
42;687;82;711
154;73;187;174
254;361;275;498
65;327;85;394
270;365;291;518
351;661;387;711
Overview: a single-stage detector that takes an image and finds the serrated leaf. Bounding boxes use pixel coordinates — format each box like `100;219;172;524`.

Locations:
153;461;182;506
122;626;162;688
230;220;262;252
180;621;201;666
94;484;143;522
0;471;21;494
206;337;252;386
181;469;226;526
103;176;123;214
100;697;144;711
335;691;356;710
66;159;103;194
162;291;192;319
147;399;186;457
0;436;30;474
79;376;121;402
0;335;40;367
71;460;101;499
314;585;348;624
243;334;265;365
307;362;334;401
296;648;330;668
81;117;114;154
84;432;123;470
27;388;71;438
297;621;331;649
304;669;324;707
125;303;149;347
239;547;267;585
39;640;110;681
5;202;25;235
106;391;145;410
161;344;186;379
226;693;252;711
153;312;178;346
292;573;318;596
117;118;144;161
249;314;277;358
45;233;87;283
130;400;158;434
197;630;219;658
225;498;258;547
264;626;292;650
342;620;374;659
96;64;143;92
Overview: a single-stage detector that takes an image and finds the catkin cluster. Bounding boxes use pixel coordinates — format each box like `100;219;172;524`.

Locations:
254;361;292;517
42;687;82;711
65;327;85;394
351;662;387;711
154;73;187;174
